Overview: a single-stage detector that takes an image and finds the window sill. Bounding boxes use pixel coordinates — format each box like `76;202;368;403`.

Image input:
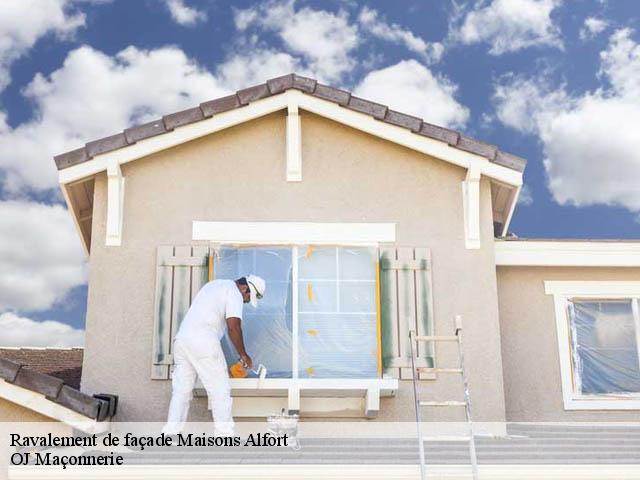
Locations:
195;377;398;417
564;396;640;410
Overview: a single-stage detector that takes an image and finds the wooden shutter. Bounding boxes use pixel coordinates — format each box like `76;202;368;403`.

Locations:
151;245;210;379
379;247;434;379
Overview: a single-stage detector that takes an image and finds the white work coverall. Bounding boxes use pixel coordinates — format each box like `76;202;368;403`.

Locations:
162;279;243;436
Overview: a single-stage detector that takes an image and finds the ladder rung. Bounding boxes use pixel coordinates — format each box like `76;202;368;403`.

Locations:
417;367;463;374
414;335;458;342
419;401;467;407
422;435;471;442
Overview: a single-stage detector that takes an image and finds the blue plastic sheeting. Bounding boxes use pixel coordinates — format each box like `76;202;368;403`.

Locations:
214;245;379;379
298;246;378;378
215;247;293;378
568;300;640;395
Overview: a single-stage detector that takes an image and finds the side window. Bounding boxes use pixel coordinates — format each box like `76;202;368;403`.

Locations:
568;299;640;396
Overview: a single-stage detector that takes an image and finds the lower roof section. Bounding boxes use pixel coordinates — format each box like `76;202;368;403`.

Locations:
11;424;640;478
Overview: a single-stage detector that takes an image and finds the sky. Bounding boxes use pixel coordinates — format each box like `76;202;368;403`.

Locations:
0;0;639;348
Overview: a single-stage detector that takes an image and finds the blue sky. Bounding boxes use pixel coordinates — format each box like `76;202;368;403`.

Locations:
0;0;639;345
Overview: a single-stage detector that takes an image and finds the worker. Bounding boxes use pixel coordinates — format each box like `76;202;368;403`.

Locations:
162;275;266;437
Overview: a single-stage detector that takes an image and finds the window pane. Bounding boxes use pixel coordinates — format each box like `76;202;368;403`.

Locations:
297;246;379;378
299;313;378;378
569;300;640;395
339;247;376;280
215;247;293;378
298;246;336;279
298;281;337;312
339;282;376;313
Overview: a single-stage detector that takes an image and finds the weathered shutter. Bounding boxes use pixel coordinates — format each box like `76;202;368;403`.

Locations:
379;247;434;379
151;245;210;379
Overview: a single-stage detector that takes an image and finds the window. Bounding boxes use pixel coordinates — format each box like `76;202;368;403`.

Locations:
214;245;380;379
568;300;640;396
545;281;640;410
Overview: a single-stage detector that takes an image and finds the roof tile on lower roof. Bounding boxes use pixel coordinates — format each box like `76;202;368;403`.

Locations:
0;347;83;388
53;73;527;173
0;348;108;420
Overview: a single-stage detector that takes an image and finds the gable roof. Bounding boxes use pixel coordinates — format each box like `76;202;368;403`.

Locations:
54;73;526;253
53;73;526;173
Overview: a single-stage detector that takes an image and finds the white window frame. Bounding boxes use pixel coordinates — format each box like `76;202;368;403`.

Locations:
193;221;396;246
216;244;381;381
545;281;640;410
193;221;399;416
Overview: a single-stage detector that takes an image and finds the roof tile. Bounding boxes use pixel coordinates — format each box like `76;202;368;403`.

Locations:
457;135;497;160
384;110;422;132
163;107;205;130
13;368;64;399
267;74;294;94
494;150;527;172
347;96;388;120
54;148;89;170
291;74;317;93
200;94;241;117
54;385;101;419
124;120;167;144
85;133;129;158
0;348;83;388
237;83;271;105
52;73;527;175
418;122;460;145
0;357;20;382
267;74;317;94
313;84;350;105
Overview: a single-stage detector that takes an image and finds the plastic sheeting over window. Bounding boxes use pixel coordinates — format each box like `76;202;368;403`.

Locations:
215;247;293;378
298;246;378;378
568;300;640;396
214;245;379;379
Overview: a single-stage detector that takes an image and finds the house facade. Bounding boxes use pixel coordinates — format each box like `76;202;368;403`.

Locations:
49;73;640;426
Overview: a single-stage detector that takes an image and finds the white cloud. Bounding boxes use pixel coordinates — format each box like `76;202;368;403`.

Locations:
358;6;443;63
0;45;226;193
0;200;86;312
518;184;533;206
454;0;563;55
354;60;470;129
580;17;608;40
234;0;359;82
599;29;640;97
217;48;304;90
493;72;568;134
0;312;84;347
493;29;640;211
165;0;207;26
0;0;92;92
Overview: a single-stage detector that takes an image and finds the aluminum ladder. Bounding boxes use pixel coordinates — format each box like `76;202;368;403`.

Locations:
409;315;479;480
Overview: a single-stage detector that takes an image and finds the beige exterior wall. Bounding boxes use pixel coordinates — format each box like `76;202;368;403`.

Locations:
497;265;640;422
0;398;52;422
83;111;506;422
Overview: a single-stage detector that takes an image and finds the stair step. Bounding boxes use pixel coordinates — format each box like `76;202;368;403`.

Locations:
420;401;467;407
422;436;471;442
